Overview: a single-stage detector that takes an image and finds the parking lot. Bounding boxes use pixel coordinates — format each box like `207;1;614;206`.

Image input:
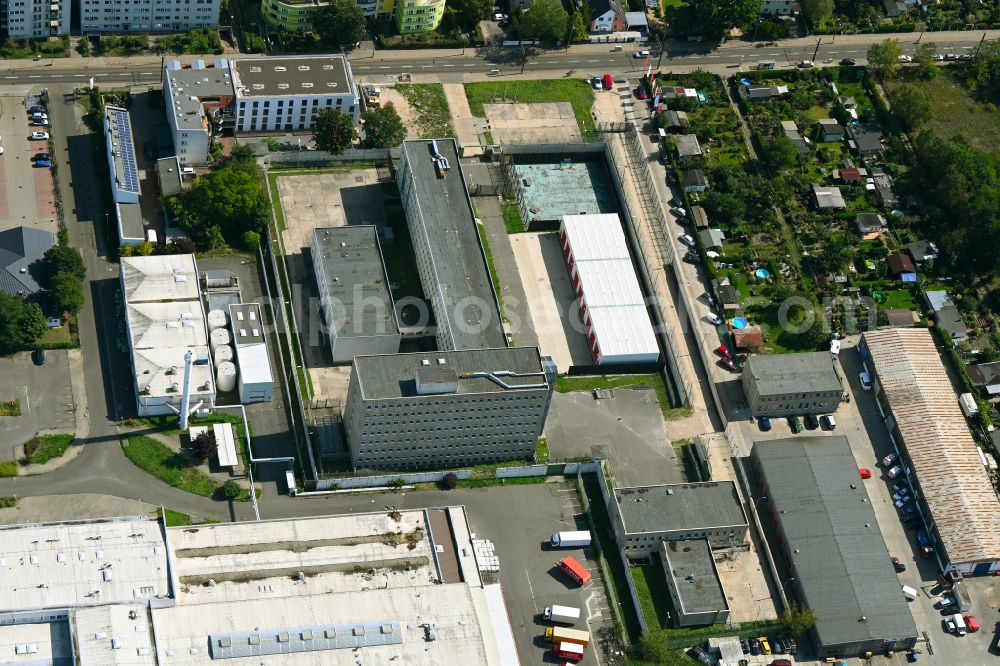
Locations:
0;93;57;234
0;350;75;449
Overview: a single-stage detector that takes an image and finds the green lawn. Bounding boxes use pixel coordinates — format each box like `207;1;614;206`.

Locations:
0;496;17;508
882;288;918;310
120;435;218;497
0;461;17;477
465;79;596;135
23;434;74;465
158;507;192;526
630;563;673;629
476;223;508;324
889;74;1000;152
397;84;454;138
501;202;526;233
535;436;549;463
556;374;676;417
0;400;21;416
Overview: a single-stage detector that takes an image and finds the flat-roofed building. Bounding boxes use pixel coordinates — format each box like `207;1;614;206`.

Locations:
228;303;273;403
311;226;400;363
398;139;505;351
609;482;749;558
162;59;236;166
344;347;556;470
231;56;359;133
660;539;730;627
741;351;842;417
860;328;1000;574
80;0;219;33
121;255;215;416
751;436;918;658
104;106;145;246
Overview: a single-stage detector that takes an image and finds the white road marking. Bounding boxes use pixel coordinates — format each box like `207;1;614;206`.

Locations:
524;568;538;614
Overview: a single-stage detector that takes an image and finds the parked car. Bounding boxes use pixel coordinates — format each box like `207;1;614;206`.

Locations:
887;465;903;479
31;111;48;120
719;357;737;372
30;131;49;140
882;452;898;468
758;636;771;655
965;615;979;632
771;659;793;666
670;206;687;219
33;159;52;168
859;371;872;391
31;349;45;365
33;152;50;161
591;76;603;90
891;557;906;572
679;233;696;247
602;73;613;90
934;596;954;611
798;60;814;68
789;417;803;433
895;496;912;508
30;119;49;127
669;197;683;208
859;467;872;479
759;416;772;432
633;50;650;59
839;58;856;66
892;490;911;502
706;313;723;326
898;54;913;63
748;638;761;656
805;414;819;430
715;345;732;359
771;637;784;654
493;12;508;21
682;252;700;264
892;480;910;492
739;637;750;655
29;105;45;114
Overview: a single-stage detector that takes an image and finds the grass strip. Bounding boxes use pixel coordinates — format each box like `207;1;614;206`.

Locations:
120;435;217;497
23;434;74;465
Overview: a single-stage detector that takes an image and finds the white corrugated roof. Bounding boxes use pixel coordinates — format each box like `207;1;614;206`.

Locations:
121;255;200;303
863;328;1000;565
561;214;659;362
232;341;272;386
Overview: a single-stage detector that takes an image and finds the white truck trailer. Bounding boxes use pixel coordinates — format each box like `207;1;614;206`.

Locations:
544;605;581;624
551;531;592;548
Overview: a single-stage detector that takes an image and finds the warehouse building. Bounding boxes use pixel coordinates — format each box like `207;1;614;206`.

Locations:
558;213;660;365
228;303;273;403
121;255;215;416
609;482;749;559
860;328;1000;574
344;347;556;470
741;351;843;417
660;540;730;627
311;226;400;363
398;139;506;351
0;508;514;665
104;106;145;246
751;436;918;658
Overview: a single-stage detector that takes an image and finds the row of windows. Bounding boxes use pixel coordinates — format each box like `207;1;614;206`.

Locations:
359;433;536;442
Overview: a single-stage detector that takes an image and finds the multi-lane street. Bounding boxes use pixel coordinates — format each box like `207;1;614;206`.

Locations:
1;29;996;86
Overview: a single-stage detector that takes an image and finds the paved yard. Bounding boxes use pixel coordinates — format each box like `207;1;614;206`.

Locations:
0;94;58;234
483;102;580;144
0;350;75;450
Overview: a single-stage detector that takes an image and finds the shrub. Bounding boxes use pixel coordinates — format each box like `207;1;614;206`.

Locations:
440;472;459;490
218;479;242;500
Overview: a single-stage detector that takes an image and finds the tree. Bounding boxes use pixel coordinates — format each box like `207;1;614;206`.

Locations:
440;472;459;490
684;0;761;38
242;230;261;250
915;42;938;79
312;108;357;155
48;271;85;314
892;83;931;131
135;241;154;256
119;244;133;257
171;237;196;254
229;143;257;164
218;479;242;500
362;103;406;148
782;602;816;637
0;294;45;354
867;39;903;79
799;0;832;26
312;0;366;49
189;430;217;461
569;10;587;42
41;245;85;286
203;225;225;250
760;133;799;172
518;0;568;43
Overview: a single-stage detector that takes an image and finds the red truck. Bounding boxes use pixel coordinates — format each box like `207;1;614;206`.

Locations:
559;556;591;585
553;641;585;661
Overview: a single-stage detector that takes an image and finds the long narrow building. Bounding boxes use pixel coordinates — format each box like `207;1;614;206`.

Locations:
860;328;1000;574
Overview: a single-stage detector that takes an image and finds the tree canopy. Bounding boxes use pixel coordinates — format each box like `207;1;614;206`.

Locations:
891;83;931;131
362;103;407;148
0;294;46;355
41;245;85;286
312;108;357;155
867;39;903;79
759;133;799;172
681;0;761;38
799;0;832;27
312;0;366;47
518;0;568;43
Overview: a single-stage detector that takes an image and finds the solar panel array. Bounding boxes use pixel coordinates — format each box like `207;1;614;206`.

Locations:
208;621;403;660
112;108;140;194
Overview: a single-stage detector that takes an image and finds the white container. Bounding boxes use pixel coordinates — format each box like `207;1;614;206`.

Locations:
902;585;917;601
207;309;228;331
544;605;581;624
551;531;592;548
210;327;231;353
216;361;237;392
213;344;233;366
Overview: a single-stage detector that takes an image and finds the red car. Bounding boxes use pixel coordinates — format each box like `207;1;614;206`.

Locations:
965;615;979;632
715;345;732;359
719;358;737;371
859;467;872;479
602;73;613;90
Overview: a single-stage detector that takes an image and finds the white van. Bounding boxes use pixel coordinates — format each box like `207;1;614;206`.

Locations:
821;414;837;430
146;229;157;245
901;585;917;601
948;613;967;636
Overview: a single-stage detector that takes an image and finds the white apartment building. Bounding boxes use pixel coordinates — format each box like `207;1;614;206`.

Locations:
163;58;235;166
80;0;219;33
2;0;70;38
231;56;359;133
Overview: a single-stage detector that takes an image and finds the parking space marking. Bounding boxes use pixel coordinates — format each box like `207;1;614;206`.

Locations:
523;568;539;614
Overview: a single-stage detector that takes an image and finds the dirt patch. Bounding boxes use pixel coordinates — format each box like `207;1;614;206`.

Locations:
380;87;418;137
174;534;393;558
178;556;431;586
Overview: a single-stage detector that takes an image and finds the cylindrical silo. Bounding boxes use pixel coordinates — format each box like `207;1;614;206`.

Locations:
210;327;231;354
213;344;233;366
207;309;228;331
216;361;237;393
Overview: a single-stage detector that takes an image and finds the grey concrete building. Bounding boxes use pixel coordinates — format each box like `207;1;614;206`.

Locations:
1;0;69;37
609;482;748;559
311;227;400;364
343;348;556;471
659;540;730;628
397;139;506;351
741;351;842;417
80;0;218;33
751;436;918;659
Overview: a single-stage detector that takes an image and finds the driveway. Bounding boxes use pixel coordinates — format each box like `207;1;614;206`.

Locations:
0;350;75;450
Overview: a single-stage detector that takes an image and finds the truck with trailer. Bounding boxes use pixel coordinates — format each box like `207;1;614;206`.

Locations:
544;627;591;647
559;556;591;585
551;531;592;548
544;605;581;624
552;641;585;661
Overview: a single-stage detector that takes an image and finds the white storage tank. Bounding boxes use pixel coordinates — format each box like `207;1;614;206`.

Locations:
207;309;228;331
216;361;237;393
210;327;231;353
213;344;233;366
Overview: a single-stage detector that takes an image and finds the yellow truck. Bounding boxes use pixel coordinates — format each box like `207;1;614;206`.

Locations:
544;626;590;648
